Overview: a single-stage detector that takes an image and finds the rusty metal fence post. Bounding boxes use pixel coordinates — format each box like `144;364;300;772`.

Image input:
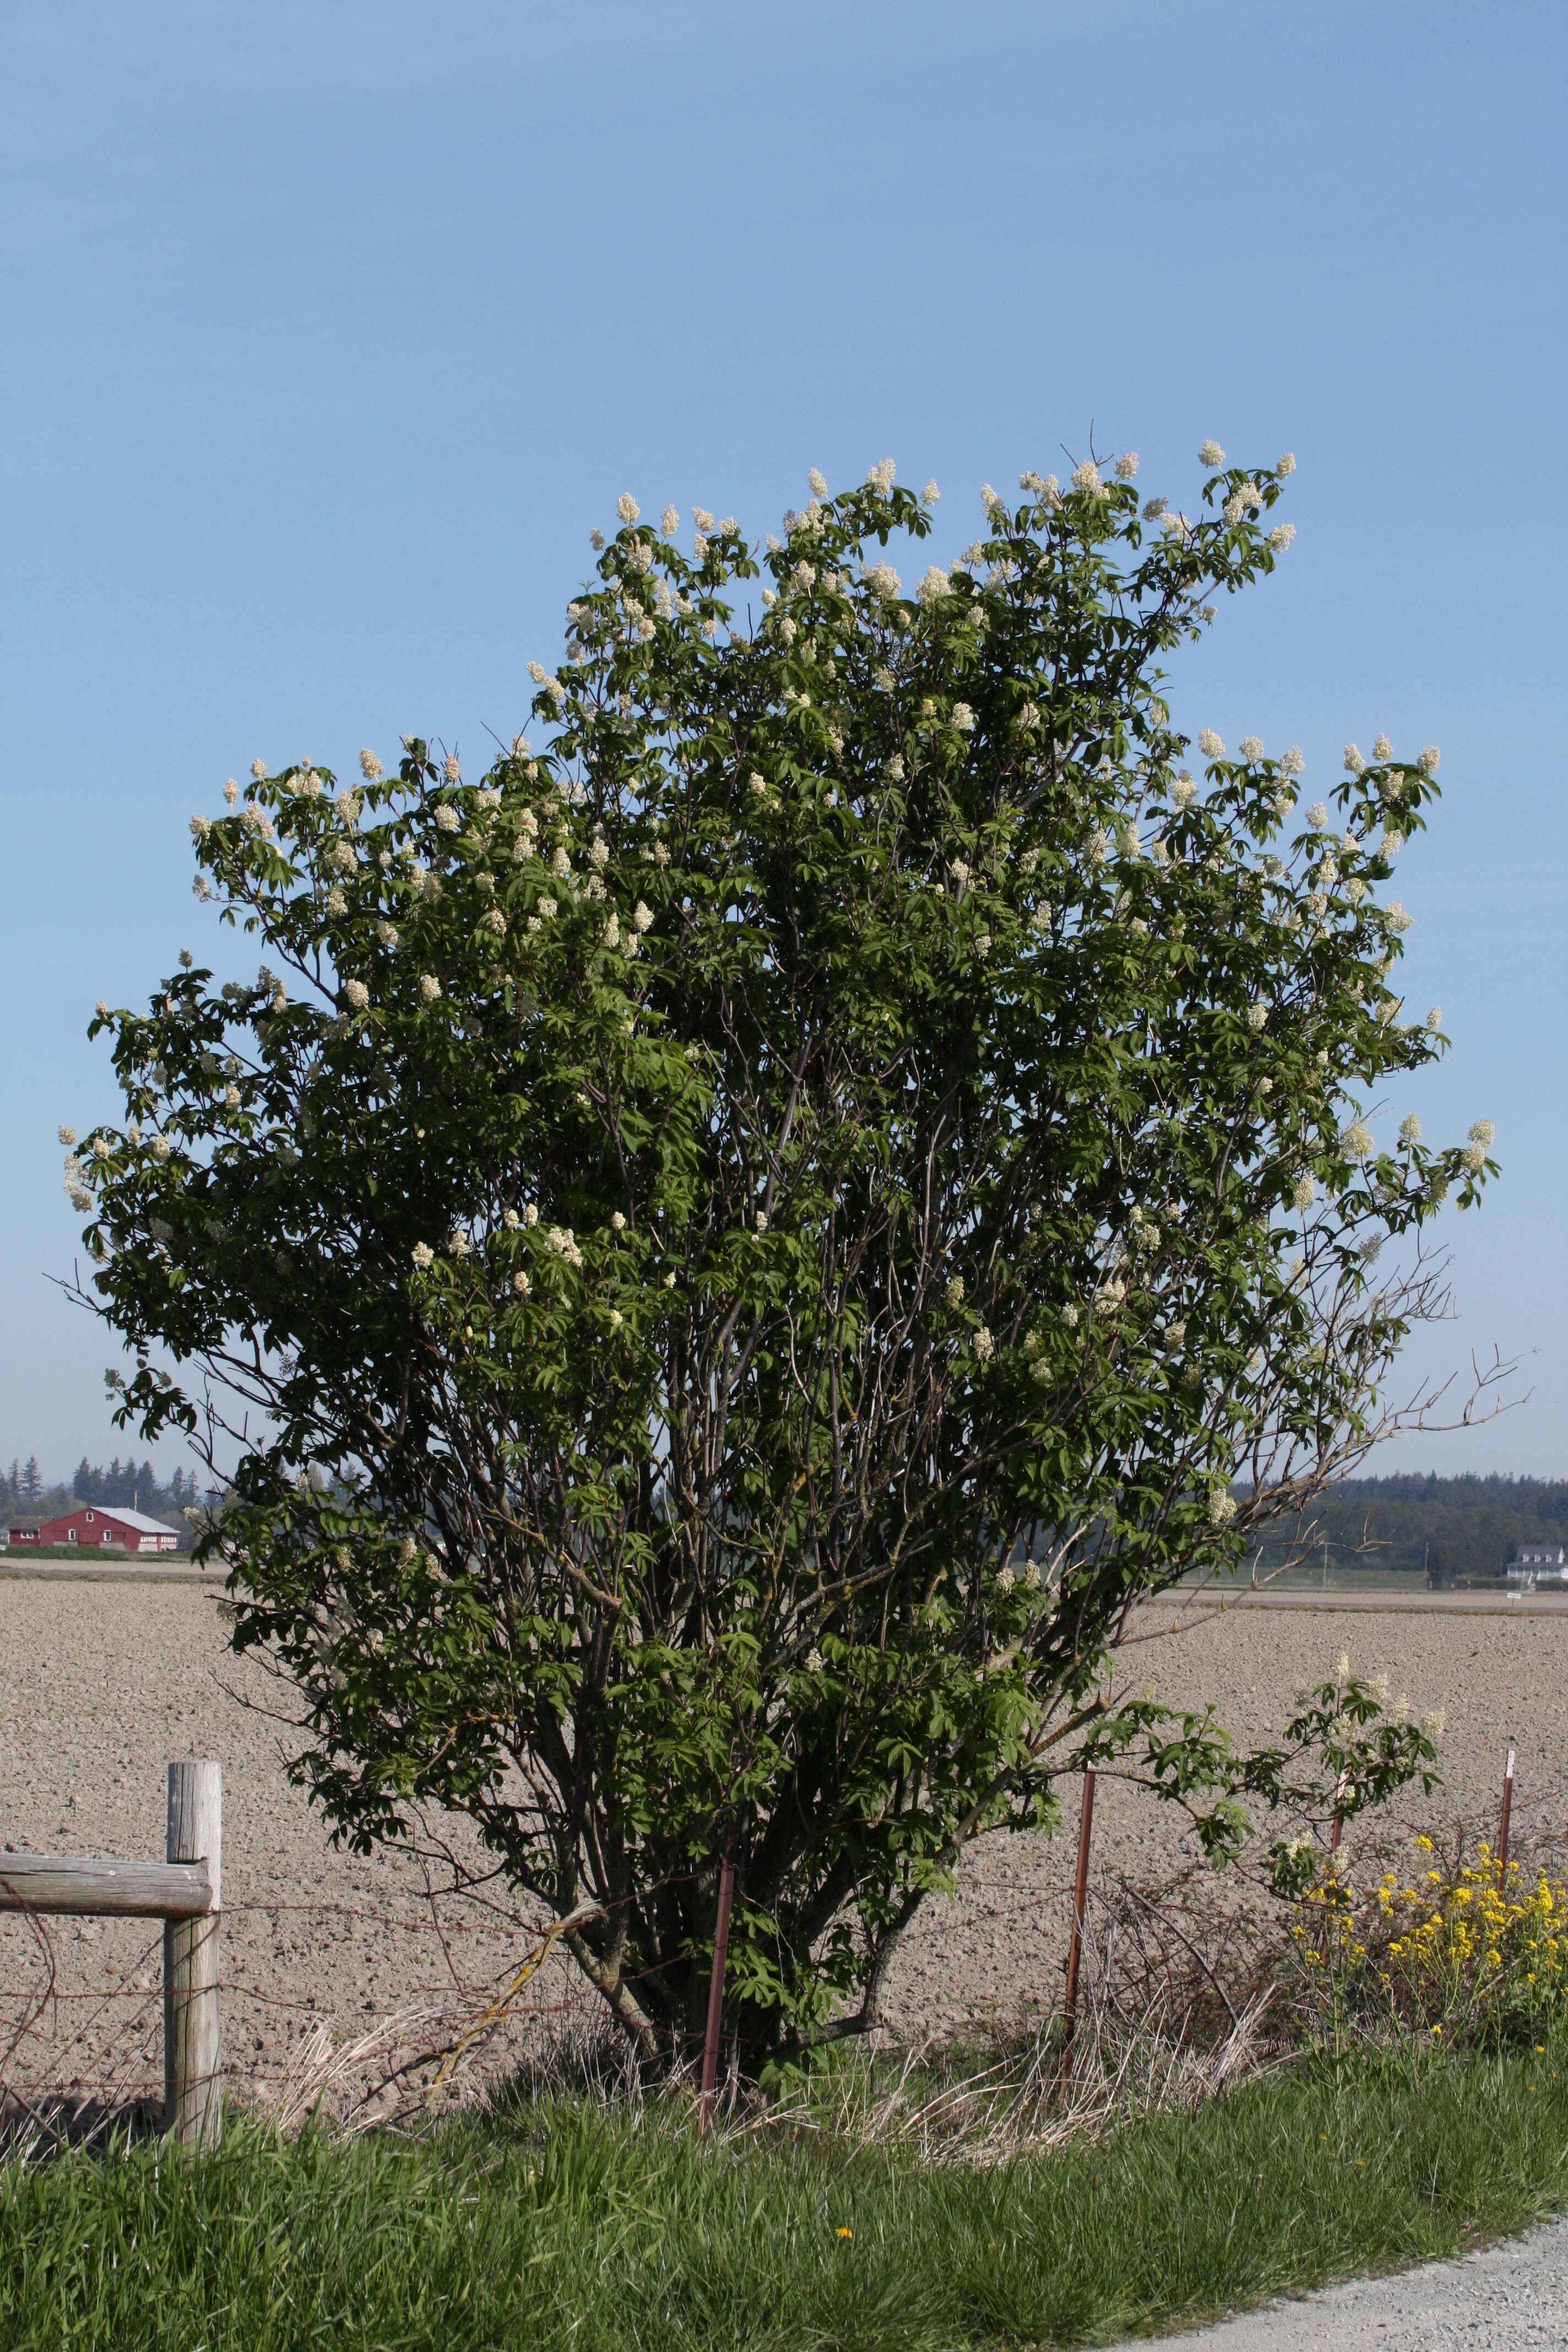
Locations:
1058;1768;1096;2097
698;1816;738;2138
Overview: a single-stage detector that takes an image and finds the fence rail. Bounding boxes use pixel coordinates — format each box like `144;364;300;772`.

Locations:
0;1856;211;1919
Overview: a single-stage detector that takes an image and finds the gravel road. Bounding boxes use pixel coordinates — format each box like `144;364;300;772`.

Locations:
1133;2217;1568;2348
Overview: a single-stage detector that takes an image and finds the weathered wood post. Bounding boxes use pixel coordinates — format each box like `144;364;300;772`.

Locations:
164;1760;222;2147
1497;1746;1516;1883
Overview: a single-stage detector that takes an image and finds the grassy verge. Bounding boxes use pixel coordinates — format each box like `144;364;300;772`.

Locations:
3;2043;1567;2350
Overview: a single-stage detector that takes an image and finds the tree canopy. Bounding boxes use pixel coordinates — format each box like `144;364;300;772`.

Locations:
67;447;1487;2064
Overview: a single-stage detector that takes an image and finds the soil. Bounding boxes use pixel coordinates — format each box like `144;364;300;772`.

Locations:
3;1580;1564;2125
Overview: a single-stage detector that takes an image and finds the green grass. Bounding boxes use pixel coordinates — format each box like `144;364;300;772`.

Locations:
0;1547;201;1565
4;2044;1568;2350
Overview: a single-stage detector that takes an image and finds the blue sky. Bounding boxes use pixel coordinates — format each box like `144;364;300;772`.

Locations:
3;0;1562;1483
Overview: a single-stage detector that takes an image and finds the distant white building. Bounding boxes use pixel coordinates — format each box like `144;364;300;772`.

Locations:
1506;1543;1568;1589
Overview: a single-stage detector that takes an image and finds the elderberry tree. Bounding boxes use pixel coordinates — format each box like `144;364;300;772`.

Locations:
66;447;1496;2069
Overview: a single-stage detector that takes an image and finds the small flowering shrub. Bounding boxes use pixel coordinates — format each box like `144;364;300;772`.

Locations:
1377;1841;1568;2040
1289;1816;1568;2046
71;448;1486;2067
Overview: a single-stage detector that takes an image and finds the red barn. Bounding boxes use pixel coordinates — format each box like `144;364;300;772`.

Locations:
34;1505;178;1555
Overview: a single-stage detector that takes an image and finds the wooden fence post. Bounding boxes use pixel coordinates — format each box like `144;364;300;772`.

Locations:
164;1760;222;2148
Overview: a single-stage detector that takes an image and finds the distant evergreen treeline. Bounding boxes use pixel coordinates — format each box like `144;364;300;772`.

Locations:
1251;1474;1568;1585
4;1451;1561;1582
3;1453;203;1542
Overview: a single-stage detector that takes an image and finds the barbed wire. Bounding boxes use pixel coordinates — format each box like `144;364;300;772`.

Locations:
7;1771;1565;2156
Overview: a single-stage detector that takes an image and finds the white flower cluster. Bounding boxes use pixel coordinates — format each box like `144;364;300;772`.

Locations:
1197;728;1224;758
864;559;900;602
1460;1117;1495;1174
1208;1488;1237;1527
866;458;896;494
1199;439;1226;467
546;1224;584;1269
342;979;369;1013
